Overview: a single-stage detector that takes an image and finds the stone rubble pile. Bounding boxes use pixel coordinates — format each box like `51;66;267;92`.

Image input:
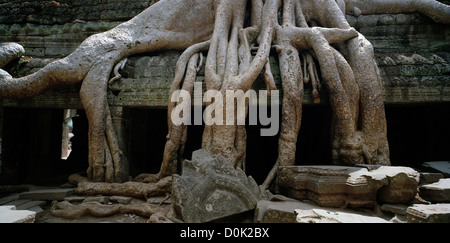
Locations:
255;161;450;223
1;159;448;223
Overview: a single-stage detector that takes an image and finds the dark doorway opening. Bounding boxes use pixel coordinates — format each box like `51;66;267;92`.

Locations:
0;108;88;186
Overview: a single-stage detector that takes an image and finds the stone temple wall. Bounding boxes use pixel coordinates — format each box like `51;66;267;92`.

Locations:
0;0;448;56
0;0;157;57
0;0;449;107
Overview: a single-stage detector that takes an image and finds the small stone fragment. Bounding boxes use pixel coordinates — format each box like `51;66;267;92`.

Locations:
406;204;450;223
380;204;408;215
419;178;450;203
172;149;271;223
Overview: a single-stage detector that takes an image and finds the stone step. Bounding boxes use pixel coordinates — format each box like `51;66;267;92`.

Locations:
420;172;444;185
16;200;46;211
64;196;86;203
255;197;390;223
19;188;74;201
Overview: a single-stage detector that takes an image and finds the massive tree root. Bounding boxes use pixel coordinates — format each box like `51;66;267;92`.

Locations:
0;0;216;183
50;200;174;220
1;0;449;188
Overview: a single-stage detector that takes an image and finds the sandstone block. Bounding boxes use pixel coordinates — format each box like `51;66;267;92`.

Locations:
406;204;450;223
172;149;271;223
254;198;389;223
422;161;450;177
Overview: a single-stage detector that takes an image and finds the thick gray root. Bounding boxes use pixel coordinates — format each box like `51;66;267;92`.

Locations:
0;43;25;69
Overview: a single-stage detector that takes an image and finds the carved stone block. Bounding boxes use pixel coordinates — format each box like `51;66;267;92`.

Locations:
172;149;271;223
406;204;450;223
277;166;419;208
419;178;450;203
422;161;450;178
0;206;35;223
254;197;389;223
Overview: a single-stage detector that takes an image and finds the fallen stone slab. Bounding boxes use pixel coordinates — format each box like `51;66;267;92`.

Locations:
172;149;271;223
3;199;32;207
422;161;450;177
0;194;19;205
420;172;444;185
376;166;420;204
295;208;389;223
278;165;419;208
16;200;46;211
64;196;86;203
254;198;389;223
419;179;450;203
147;196;172;205
389;214;408;223
0;206;36;223
110;196;132;205
28;206;44;217
254;200;301;223
19;189;74;201
406;204;450;223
